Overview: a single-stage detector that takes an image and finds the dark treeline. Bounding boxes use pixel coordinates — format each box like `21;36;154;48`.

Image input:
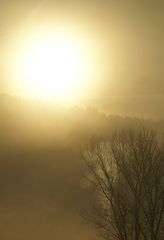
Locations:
0;94;164;239
0;94;164;147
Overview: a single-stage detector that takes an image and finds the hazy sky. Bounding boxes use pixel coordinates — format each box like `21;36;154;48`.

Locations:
0;0;164;108
0;2;164;238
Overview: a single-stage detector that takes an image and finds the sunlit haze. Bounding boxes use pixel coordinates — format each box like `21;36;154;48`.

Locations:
0;1;164;240
7;25;101;105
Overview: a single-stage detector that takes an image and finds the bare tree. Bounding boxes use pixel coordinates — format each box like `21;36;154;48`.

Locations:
83;129;164;240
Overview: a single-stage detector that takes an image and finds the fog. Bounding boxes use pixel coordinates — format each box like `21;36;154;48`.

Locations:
0;94;163;239
0;0;164;238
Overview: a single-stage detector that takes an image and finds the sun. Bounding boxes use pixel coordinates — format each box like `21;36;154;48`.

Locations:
12;29;94;104
23;36;84;102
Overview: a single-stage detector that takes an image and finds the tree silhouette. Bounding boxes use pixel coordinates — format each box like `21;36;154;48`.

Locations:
83;128;164;240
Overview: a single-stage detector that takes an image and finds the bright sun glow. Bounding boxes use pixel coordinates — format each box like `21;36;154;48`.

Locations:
11;28;94;104
23;36;86;101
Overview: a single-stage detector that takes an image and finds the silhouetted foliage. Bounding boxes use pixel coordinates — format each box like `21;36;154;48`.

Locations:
83;128;164;240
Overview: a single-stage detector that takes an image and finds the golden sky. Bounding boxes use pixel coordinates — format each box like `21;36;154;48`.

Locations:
0;0;164;106
0;2;164;239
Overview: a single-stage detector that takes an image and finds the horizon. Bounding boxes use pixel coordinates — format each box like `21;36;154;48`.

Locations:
1;92;164;119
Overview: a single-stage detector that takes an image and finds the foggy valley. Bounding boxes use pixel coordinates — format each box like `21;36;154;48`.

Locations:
0;94;163;239
0;0;164;239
